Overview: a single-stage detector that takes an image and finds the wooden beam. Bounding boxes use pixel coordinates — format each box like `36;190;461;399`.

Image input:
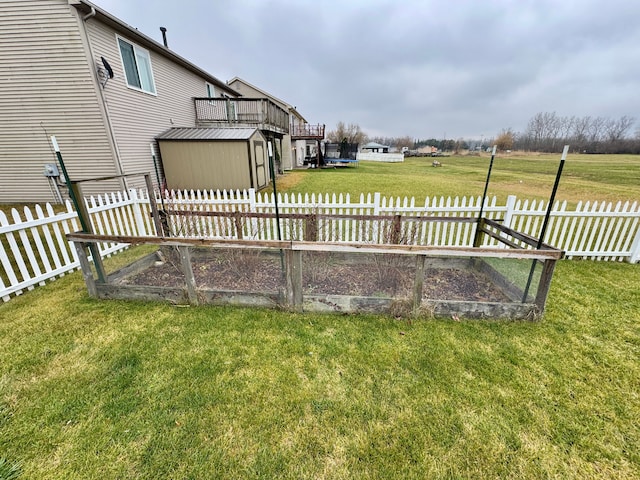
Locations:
74;242;97;297
178;246;198;305
66;232;564;260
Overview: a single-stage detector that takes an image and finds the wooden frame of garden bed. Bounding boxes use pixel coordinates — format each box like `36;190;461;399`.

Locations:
68;222;563;320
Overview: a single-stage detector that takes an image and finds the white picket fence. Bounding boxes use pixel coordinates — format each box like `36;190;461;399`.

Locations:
0;189;154;302
1;188;639;302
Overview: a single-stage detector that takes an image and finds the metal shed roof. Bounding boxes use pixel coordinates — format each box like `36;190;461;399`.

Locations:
156;127;258;141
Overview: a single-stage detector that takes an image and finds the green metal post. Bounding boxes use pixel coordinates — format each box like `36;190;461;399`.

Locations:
269;140;285;275
50;136;106;282
522;145;569;302
473;145;497;246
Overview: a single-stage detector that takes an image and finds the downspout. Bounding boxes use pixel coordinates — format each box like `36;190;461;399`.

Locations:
76;4;127;190
82;6;96;21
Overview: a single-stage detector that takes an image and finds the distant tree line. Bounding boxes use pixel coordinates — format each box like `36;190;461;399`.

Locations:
514;112;639;154
328;112;640;154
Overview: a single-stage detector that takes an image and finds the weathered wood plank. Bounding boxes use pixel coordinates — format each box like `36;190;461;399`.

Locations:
75;243;97;297
178;246;198;305
65;233;564;260
107;251;160;284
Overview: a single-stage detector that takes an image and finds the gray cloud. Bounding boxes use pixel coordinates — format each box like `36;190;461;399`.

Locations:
95;0;640;139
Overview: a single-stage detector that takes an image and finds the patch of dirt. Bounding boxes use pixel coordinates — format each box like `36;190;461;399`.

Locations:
122;250;284;291
122;249;510;302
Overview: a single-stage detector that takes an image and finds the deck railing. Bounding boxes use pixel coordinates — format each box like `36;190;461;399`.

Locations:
291;123;325;139
194;98;289;134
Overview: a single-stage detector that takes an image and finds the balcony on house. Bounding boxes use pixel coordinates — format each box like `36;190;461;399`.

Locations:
291;123;325;140
194;98;289;135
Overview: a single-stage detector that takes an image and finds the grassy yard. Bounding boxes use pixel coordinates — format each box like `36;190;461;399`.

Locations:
1;153;639;478
276;153;640;205
0;247;639;479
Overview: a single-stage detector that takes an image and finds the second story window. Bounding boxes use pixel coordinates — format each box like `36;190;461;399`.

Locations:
117;37;156;94
206;82;215;98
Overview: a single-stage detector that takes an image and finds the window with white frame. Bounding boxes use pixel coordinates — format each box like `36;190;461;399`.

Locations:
206;82;215;98
117;37;156;94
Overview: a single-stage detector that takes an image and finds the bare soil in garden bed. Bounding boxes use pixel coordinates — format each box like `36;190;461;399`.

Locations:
120;249;511;303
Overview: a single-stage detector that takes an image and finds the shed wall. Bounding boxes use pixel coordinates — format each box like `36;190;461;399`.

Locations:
159;141;252;191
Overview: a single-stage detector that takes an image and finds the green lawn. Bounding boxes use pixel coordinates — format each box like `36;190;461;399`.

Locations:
0;247;639;479
1;153;639;479
276;153;640;205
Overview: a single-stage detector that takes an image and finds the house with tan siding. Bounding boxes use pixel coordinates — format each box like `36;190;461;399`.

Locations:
227;77;325;170
0;0;240;203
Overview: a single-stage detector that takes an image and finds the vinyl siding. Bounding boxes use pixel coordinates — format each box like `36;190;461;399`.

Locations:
159;141;252;191
85;20;221;190
228;80;294;170
0;0;117;203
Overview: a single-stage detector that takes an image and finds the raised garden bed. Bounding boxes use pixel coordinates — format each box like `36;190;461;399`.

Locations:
68;231;562;320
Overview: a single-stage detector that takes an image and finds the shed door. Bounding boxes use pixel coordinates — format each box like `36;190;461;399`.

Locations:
254;143;267;189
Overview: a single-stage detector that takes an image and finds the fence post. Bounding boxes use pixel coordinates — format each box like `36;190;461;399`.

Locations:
304;214;318;241
390;214;402;244
178;246;199;305
629;226;640;263
372;192;381;242
129;188;147;236
497;195;518;247
413;255;425;316
74;242;97;297
285;249;302;311
503;195;517;229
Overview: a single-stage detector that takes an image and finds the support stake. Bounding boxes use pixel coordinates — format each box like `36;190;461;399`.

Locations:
474;145;497;246
51;136;106;283
522;145;569;302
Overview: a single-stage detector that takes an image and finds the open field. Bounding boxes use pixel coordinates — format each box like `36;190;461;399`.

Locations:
0;247;639;479
276;153;640;205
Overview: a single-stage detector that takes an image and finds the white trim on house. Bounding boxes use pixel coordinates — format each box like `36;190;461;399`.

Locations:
206;82;215;98
116;35;157;95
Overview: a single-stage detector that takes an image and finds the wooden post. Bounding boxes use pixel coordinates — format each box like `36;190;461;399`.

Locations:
285;249;302;311
534;258;557;315
74;242;97;297
178;246;199;305
304;214;318;241
390;214;402;244
474;218;486;248
144;174;164;237
234;211;244;240
70;183;106;283
413;255;426;316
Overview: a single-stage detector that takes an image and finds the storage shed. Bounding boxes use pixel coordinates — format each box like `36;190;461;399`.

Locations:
156;127;270;191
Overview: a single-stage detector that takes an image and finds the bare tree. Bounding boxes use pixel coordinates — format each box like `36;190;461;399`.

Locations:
394;136;414;150
326;121;368;145
605;115;636;142
588;116;607;143
518;112;639;153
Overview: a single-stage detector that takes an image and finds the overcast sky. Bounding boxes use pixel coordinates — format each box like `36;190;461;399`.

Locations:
94;0;640;140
